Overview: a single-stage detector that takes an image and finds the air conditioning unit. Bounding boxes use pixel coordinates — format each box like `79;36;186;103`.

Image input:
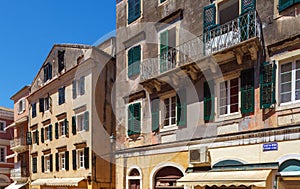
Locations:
189;146;209;164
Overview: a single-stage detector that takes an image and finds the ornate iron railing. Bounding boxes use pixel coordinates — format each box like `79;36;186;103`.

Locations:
204;10;261;55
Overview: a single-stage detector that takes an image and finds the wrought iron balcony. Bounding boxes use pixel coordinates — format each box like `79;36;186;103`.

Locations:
203;10;262;55
10;138;27;153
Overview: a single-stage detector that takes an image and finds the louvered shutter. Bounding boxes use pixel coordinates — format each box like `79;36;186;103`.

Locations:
204;81;215;121
160;30;168;73
241;0;256;14
49;124;53;141
133;103;141;134
72;150;77;170
41;128;44;143
84;111;89;131
151;98;160;132
72;80;77;99
65;151;69;171
132;45;141;75
39;98;44;112
56;153;59;171
203;4;216;32
72;116;77;135
55;122;59;139
177;89;187;127
50;154;53;172
65;119;69;137
260;61;276;109
41;156;44;173
128;48;134;77
84;147;89;169
241;68;255;114
279;0;294;11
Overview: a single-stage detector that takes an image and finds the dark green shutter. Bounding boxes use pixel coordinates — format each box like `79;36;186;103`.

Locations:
35;130;39;144
32;157;37;173
80;76;85;95
241;68;255;114
49;154;53;172
160;30;168;73
279;0;294;11
177;89;187;127
39;98;44;112
65;151;69;171
49;124;53;141
260;61;276;109
72;116;77;135
58;88;61;105
241;0;256;14
41;128;44;143
133;45;141;75
72;150;77;170
49;63;52;79
133;103;141;134
295;0;300;3
44;66;47;82
151;99;160;132
55;122;59;139
72;80;77;99
41;156;44;173
127;104;134;136
32;103;36;118
204;81;215;121
128;0;141;24
65;119;69;137
84;111;89;131
26;132;32;145
84;147;89;169
56;153;59;171
128;48;133;77
203;4;216;32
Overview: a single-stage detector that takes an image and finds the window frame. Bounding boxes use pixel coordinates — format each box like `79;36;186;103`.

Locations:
160;94;177;130
0;121;6;132
127;0;143;25
158;0;168;6
44;154;51;172
59;120;66;137
60;153;66;171
44;125;51;141
17;98;26;114
126;167;143;189
72;76;85;99
126;101;142;138
78;149;85;169
0;146;6;163
76;111;89;132
126;44;142;80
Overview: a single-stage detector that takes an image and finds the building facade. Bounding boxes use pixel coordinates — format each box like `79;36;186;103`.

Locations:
6;86;31;189
0;107;14;188
27;43;116;189
115;0;300;189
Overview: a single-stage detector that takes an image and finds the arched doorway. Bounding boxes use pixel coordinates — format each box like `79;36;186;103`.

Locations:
154;166;184;189
278;159;300;189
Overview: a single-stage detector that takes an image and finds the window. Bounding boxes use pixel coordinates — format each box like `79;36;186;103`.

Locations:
58;87;65;105
43;155;52;172
44;62;52;82
39;96;51;112
56;151;69;171
60;153;65;170
18;99;25;114
159;0;167;4
72;76;85;99
32;130;39;144
204;81;215;121
78;150;84;169
127;102;141;136
26;132;32;145
76;111;89;132
159;27;177;73
127;0;141;24
32;103;37;118
219;78;239;116
280;59;300;104
127;45;141;78
42;124;52;142
32;157;37;173
163;96;177;127
260;61;276;109
218;0;239;25
58;50;65;73
73;148;89;169
0;147;6;162
57;120;68;137
279;0;300;12
0;121;6;132
127;168;142;189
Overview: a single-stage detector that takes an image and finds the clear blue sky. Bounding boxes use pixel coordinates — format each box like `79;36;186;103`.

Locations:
0;1;116;109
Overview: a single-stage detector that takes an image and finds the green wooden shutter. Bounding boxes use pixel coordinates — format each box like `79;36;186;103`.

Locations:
203;4;216;32
132;45;141;75
72;116;77;135
80;76;85;95
55;122;59;139
50;154;53;172
279;0;294;11
65;151;69;171
160;30;169;73
35;130;39;144
260;61;276;109
72;80;77;99
151;99;160;132
44;66;47;82
177;89;187;127
295;0;300;3
204;81;215;121
26;132;32;145
133;103;141;134
55;153;59;171
39;98;44;112
32;157;37;173
128;48;134;77
241;0;256;14
41;128;44;143
41;156;44;173
241;68;255;114
72;150;77;170
49;124;53;141
84;147;89;169
127;104;134;136
128;0;141;24
65;119;69;137
49;63;52;79
84;111;89;131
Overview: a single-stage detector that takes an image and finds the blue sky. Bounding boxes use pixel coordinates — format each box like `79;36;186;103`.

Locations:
0;1;116;109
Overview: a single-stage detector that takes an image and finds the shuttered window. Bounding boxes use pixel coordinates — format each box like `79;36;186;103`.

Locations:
260;61;276;109
177;89;187;127
241;0;256;14
241;68;255;114
39;98;44;113
128;45;141;78
159;27;176;73
151;99;160;132
32;157;37;173
279;0;297;11
128;0;141;24
44;62;52;82
203;4;216;32
26;132;32;145
58;87;65;105
32;103;37;118
204;81;215;121
127;103;141;136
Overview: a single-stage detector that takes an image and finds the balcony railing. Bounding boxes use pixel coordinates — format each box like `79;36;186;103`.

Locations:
10;138;27;151
203;10;262;55
10;162;28;179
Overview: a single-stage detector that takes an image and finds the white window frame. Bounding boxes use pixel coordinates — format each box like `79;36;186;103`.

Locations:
0;146;6;163
126;166;143;189
126;43;143;81
78;149;85;169
77;113;85;132
126;0;143;26
44;125;50;141
17;98;26;114
158;0;168;6
73;76;86;99
0;121;6;132
160;93;177;131
60;153;65;171
44;155;51;172
59;121;66;137
126;100;143;138
32;129;38;144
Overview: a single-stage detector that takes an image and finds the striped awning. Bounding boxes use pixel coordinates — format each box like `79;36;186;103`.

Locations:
31;178;84;186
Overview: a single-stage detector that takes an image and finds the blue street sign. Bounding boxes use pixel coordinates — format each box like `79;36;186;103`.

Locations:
263;142;278;152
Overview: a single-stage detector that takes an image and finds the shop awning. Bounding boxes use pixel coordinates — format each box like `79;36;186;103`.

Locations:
31;178;84;186
5;181;27;189
177;170;272;187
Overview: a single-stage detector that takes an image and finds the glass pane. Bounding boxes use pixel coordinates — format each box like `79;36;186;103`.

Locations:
296;80;300;90
230;104;239;113
281;72;292;83
281;82;292;93
220;107;227;115
281;93;291;103
296;90;300;100
220;98;227;107
281;62;292;73
296;60;300;69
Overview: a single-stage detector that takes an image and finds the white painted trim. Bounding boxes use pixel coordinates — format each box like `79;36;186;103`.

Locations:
212;158;248;167
126;165;143;189
149;162;186;189
277;154;300;165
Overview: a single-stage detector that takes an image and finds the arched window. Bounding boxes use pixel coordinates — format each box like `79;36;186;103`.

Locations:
154;166;183;189
127;168;142;189
279;159;300;172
